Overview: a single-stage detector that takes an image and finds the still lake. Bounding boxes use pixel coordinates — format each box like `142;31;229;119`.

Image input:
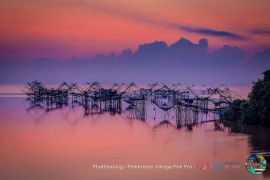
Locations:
0;85;269;180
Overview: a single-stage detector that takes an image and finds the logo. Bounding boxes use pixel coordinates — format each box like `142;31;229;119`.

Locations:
245;154;267;175
212;162;225;170
196;162;211;171
212;162;240;170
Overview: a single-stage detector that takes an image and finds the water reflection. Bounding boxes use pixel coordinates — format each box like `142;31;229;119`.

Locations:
0;81;269;179
223;122;270;177
24;92;270;176
22;82;270;177
0;96;269;179
24;81;239;129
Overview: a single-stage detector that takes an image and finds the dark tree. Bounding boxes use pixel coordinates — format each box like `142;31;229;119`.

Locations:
223;69;270;125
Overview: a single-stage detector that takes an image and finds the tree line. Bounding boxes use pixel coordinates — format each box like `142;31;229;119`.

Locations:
223;69;270;125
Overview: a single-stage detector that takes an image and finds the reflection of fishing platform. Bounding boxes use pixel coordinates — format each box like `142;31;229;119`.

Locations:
24;81;240;128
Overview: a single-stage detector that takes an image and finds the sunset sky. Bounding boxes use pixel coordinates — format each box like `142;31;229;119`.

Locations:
1;0;270;60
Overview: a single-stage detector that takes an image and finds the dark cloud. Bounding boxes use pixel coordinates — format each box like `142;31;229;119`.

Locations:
68;3;247;42
252;29;270;35
136;41;168;56
212;45;245;62
249;48;270;71
0;37;269;86
178;26;246;40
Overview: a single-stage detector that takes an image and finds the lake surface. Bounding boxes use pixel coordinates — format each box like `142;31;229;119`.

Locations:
0;85;269;179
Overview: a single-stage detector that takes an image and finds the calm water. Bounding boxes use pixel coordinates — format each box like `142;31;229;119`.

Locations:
0;95;269;180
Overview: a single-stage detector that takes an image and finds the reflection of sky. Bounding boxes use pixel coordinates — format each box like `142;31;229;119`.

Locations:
0;96;261;180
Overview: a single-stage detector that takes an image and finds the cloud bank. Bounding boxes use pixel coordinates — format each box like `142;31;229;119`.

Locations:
0;37;269;86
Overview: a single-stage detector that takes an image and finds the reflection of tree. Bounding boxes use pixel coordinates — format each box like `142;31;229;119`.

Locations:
223;122;270;177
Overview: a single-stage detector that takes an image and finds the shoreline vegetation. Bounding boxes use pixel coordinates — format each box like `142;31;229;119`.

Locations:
222;69;270;126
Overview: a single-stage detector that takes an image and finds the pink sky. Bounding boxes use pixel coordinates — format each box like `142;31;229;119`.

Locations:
1;0;270;59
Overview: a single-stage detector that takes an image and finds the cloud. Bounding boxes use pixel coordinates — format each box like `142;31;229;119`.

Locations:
2;37;268;86
66;2;247;41
252;29;270;35
212;45;245;62
99;6;247;41
86;4;247;41
176;26;246;40
249;48;270;71
18;1;247;42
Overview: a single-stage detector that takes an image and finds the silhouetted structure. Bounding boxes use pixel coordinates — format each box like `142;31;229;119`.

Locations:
24;81;239;128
